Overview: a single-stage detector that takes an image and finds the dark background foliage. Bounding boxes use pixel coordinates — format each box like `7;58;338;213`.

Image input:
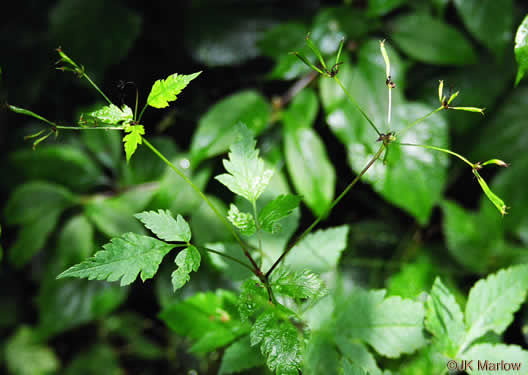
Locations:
1;0;528;374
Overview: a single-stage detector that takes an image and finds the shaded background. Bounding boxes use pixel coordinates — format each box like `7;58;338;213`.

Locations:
1;0;528;374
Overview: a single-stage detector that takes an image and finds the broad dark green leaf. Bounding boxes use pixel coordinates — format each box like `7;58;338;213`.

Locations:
191;90;271;163
148;154;210;215
425;278;465;356
238;278;270;322
51;214;94;274
259;194;301;234
121;136;180;186
285;225;349;273
190;195;232;245
37;279;127;339
84;186;154;237
271;268;326;300
391;12;477;65
515;15;528;85
9;145;105;191
49;0;141;79
185;4;273;67
461;344;528;375
336;288;426;358
5;182;76;267
258;22;311;80
336;336;382;375
304;331;340;375
320;44;448;225
387;254;436;299
284;127;335;216
215;124;273;203
219;336;265;375
454;0;513;59
441;200;520;273
63;345;122;375
135;210;191;243
367;0;408;17
310;7;372;55
464;264;528;347
282;88;319;130
250;311;302;374
102;313;164;360
470;86;528;163
57;233;175;286
81;129;122;170
159;290;249;353
5;181;75;225
5;326;60;375
147;72;201;108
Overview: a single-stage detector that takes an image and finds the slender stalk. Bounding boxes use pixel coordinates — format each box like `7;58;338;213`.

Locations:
81;73;113;106
56;125;124;130
396;142;475;168
197;246;255;272
266;144;386;278
142;137;261;274
333;76;381;136
137;103;148;123
252;200;264;268
388;87;392;125
399;106;443;135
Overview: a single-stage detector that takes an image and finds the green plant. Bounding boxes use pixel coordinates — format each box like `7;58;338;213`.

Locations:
3;3;528;374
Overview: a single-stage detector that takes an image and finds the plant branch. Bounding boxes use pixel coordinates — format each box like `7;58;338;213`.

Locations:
252;200;264;268
266;143;386;278
399;106;443;135
141;137;262;276
197;246;255;272
333;75;381;136
396;142;476;168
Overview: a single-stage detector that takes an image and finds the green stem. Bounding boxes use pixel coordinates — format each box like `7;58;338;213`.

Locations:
197;246;255;272
81;73;113;106
396;142;476;168
252;200;264;268
333;76;381;136
142;137;261;274
137;103;148;123
56;125;124;130
266;143;386;278
399;106;443;135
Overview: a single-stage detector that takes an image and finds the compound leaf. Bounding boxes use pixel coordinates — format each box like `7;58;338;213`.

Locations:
284;225;349;273
464;264;528;347
425;278;465;356
135;210;191;242
171;246;201;291
336;288;426;358
250;311;302;374
147;71;201;108
227;204;256;236
57;233;175;286
271;268;326;300
123;125;145;162
215;124;273;203
259;194;301;234
87;104;133;125
219;336;265;374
